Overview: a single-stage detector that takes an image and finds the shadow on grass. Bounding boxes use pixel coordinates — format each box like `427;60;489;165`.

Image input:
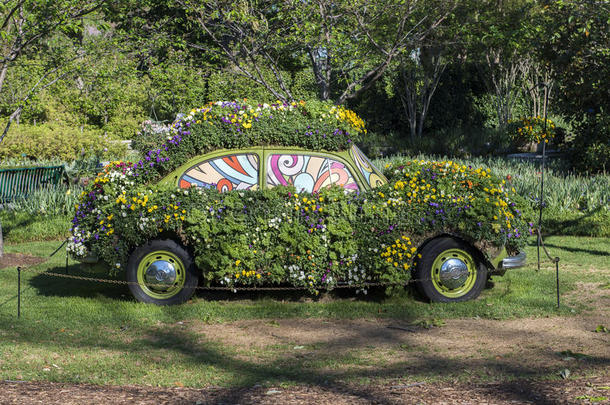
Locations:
541;206;608;238
27;264;131;302
5;313;609;404
0;214;37;240
27;264;421;306
540;242;610;257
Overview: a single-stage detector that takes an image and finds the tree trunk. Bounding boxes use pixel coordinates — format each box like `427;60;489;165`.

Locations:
0;63;9;95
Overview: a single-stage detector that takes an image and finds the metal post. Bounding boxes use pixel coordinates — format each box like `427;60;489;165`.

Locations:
17;266;21;318
537;82;549;272
556;259;560;308
539;140;546;227
537;233;541;272
65;251;69;274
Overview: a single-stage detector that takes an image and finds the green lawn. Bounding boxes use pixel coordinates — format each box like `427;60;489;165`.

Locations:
0;236;608;386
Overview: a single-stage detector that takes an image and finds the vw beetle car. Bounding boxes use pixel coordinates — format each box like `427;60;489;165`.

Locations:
69;101;527;305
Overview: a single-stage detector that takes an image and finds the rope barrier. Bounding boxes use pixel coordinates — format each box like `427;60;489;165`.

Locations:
17;265;413;291
536;228;560;264
10;236;562;315
49;239;67;258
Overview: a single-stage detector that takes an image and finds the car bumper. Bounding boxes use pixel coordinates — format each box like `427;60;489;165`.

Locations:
489;249;526;276
500;250;527;269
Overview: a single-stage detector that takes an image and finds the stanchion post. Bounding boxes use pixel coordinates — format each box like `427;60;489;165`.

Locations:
556;259;560;308
537;232;541;271
17;266;21;318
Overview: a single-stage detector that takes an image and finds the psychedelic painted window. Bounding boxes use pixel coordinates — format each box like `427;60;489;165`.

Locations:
179;154;259;192
350;145;386;188
266;154;359;193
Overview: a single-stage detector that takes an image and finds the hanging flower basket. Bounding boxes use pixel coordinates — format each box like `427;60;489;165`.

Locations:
509;116;555;153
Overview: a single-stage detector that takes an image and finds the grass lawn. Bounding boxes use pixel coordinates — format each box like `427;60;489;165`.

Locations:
0;236;608;387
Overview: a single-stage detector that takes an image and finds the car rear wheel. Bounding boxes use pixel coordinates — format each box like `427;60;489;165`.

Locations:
127;239;198;305
413;237;487;302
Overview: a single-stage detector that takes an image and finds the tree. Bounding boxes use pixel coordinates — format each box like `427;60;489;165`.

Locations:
0;0;104;257
172;0;455;104
398;46;447;140
0;0;106;143
465;0;540;127
540;0;610;115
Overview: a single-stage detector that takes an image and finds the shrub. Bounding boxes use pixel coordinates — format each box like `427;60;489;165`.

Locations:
570;112;610;174
1;185;83;216
0;123;127;161
130;120;171;154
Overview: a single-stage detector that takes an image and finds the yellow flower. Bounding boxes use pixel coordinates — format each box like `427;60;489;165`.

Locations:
235;260;241;266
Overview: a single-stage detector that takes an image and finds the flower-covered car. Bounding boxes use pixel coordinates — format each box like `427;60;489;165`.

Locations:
69;100;529;305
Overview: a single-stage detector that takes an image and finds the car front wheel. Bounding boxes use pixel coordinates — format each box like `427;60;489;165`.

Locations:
126;239;198;305
413;237;487;302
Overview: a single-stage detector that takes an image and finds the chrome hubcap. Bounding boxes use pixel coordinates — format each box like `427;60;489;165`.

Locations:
144;260;177;288
439;258;469;289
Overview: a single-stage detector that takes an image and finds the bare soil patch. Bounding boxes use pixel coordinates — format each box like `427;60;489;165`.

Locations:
0;253;46;269
1;377;608;404
194;306;610;380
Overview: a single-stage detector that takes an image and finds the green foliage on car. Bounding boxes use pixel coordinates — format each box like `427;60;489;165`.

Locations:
68;101;532;304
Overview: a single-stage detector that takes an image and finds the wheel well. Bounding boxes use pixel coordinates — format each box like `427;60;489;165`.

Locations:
416;233;491;270
129;232;194;259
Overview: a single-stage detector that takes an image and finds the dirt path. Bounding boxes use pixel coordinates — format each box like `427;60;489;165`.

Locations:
1;377;609;404
0;253;46;269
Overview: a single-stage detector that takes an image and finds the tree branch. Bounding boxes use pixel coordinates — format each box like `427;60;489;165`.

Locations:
0;64;72;144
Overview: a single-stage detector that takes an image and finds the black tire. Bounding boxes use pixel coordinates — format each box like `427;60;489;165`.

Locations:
413;237;487;303
126;239;198;305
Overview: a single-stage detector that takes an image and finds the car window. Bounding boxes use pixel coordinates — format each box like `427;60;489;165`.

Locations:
350;145;386;188
179;154;259;192
266;154;359;193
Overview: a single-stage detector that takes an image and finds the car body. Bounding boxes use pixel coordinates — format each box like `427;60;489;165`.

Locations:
74;144;526;306
69;101;528;306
